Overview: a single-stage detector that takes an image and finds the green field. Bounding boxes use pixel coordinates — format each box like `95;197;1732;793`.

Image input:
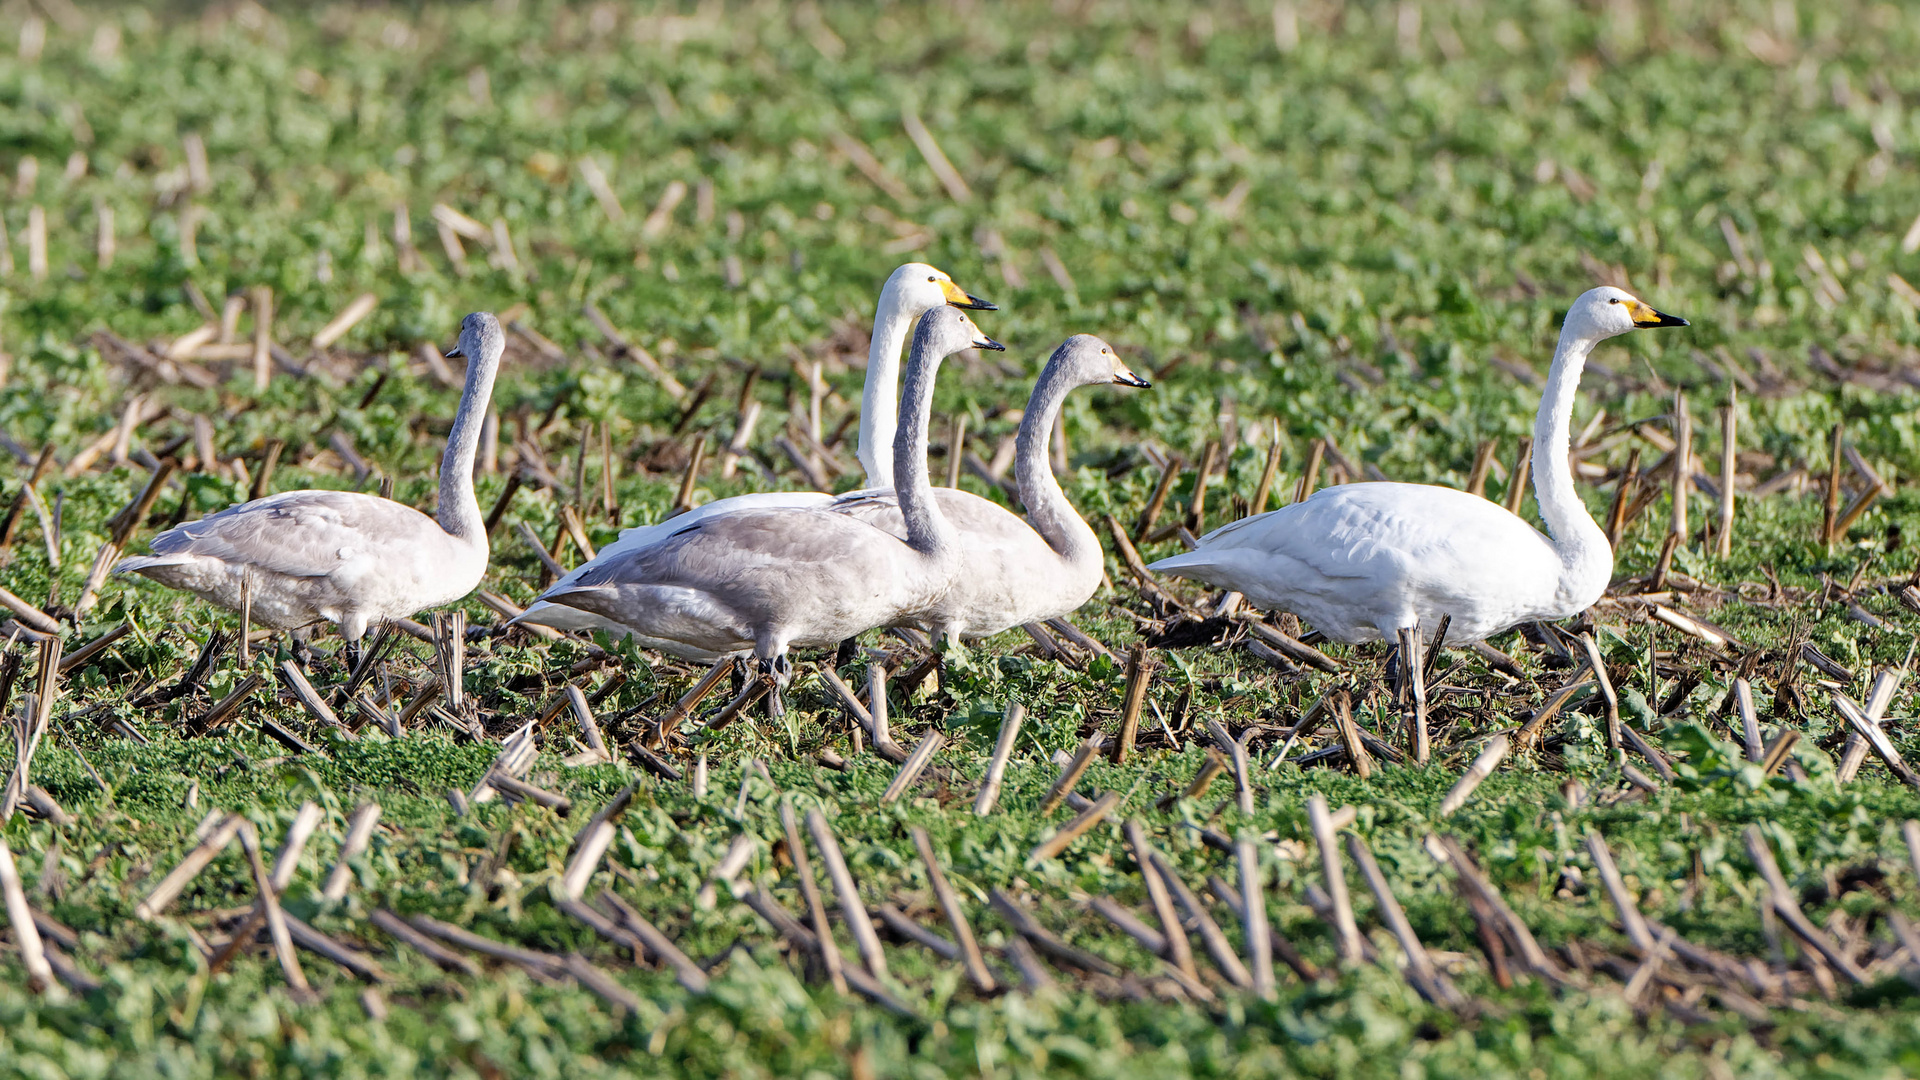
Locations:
9;1;1920;1077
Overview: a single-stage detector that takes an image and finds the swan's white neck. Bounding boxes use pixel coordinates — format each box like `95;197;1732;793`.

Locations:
436;347;500;546
856;285;918;489
1015;363;1099;573
1529;328;1611;596
892;333;958;561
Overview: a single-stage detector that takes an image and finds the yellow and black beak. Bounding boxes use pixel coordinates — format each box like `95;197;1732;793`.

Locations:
1113;369;1152;389
1627;299;1688;328
445;345;464;358
940;279;997;311
973;334;1006;352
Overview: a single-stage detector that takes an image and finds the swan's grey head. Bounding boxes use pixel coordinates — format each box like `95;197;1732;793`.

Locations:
914;305;1004;357
1048;334;1152;390
885;262;996;317
446;312;504;361
1566;286;1687;340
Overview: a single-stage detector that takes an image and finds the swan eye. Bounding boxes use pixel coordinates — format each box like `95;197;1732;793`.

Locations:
1609;298;1621;303
927;276;937;282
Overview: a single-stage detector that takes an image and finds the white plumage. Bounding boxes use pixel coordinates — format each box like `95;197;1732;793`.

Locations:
826;334;1152;643
1153;483;1582;643
1149;287;1688;644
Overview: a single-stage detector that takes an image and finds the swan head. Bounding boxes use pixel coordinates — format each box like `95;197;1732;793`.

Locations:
1567;286;1688;340
885;262;996;316
1050;334;1153;389
445;312;504;362
915;305;1004;357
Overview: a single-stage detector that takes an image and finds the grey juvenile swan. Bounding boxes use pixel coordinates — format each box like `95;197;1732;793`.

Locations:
1148;287;1687;644
832;334;1151;643
116;312;505;643
531;306;999;674
516;262;992;637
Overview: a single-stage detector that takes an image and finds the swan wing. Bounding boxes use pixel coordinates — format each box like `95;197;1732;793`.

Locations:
519;489;847;632
586;489;844;566
538;507;935;649
1150;483;1565;638
128;491;450;581
1170;484;1553;577
830;488;1034;542
830;489;1101;635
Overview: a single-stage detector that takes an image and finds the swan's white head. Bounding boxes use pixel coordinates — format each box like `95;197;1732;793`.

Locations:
445;312;504;363
883;262;996;318
1049;334;1154;389
916;305;1004;357
1565;286;1688;341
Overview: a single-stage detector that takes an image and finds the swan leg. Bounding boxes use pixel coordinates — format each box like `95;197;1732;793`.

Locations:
933;626;963;705
753;634;794;720
833;637;858;670
758;655;794;719
290;626;317;670
1385;620;1431;765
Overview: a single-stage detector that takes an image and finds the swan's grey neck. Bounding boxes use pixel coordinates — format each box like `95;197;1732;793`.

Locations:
891;331;958;559
856;289;918;488
1530;328;1609;578
1015;359;1099;569
436;344;500;545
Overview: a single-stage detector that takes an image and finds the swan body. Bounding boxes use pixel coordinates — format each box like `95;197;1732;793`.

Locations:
530;505;948;662
517;262;990;636
1150;483;1586;643
116;313;505;642
831;488;1056;639
1149;287;1687;644
532;307;998;670
828;334;1152;642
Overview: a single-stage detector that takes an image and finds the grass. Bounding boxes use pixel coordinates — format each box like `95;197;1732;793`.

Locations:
7;1;1920;1076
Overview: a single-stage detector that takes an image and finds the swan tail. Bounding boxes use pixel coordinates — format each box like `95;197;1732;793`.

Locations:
114;554;189;577
1144;550;1224;576
533;583;617;610
511;599;603;631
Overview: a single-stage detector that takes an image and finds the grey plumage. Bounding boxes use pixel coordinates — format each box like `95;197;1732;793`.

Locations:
516;262;993;638
115;312;506;641
537;307;1000;670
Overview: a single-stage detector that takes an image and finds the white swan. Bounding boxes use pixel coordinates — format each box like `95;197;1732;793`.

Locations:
116;313;506;642
517;263;991;636
831;334;1150;642
1147;287;1687;644
529;307;997;673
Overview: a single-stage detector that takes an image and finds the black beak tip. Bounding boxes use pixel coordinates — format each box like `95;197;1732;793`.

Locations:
977;338;1007;352
445;347;464;359
1118;374;1152;389
964;294;999;311
1665;314;1690;327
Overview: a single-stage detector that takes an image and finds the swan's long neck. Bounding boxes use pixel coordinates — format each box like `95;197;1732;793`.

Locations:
1529;328;1610;582
856;286;917;488
436;345;500;546
1015;361;1099;571
892;335;957;560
